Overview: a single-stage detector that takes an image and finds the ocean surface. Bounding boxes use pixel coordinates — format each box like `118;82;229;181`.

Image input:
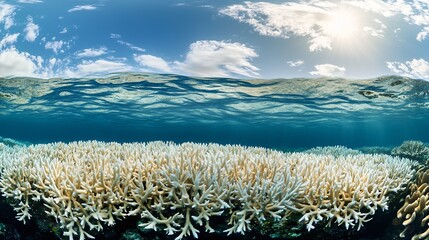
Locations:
1;73;428;148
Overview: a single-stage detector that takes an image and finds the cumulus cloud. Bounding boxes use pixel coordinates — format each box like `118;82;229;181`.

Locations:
68;5;97;13
287;60;304;67
0;33;19;48
59;27;67;34
175;40;259;77
363;19;386;38
221;1;364;51
0;48;40;77
24;16;39;42
310;64;346;77
45;40;65;54
66;59;134;77
221;0;429;49
220;1;383;51
132;41;259;77
387;59;429;80
346;0;429;41
417;27;429;41
0;3;15;29
76;47;108;57
134;54;172;72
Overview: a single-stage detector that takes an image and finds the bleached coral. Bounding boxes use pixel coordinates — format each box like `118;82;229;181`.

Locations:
291;153;415;231
304;145;362;157
0;141;303;240
391;140;429;163
0;141;417;240
396;168;429;240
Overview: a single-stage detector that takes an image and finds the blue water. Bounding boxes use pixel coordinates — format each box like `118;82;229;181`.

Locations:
1;73;428;148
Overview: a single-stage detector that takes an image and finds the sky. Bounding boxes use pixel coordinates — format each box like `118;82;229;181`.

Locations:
0;0;428;80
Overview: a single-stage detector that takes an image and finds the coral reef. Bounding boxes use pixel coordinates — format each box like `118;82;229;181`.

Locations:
0;141;416;240
396;169;429;240
293;153;414;231
391;140;429;163
304;145;362;157
0;141;302;240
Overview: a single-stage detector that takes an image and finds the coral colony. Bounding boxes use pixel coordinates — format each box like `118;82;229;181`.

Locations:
0;141;421;240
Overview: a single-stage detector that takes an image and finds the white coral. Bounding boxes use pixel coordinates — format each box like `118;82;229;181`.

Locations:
0;141;303;240
0;141;416;240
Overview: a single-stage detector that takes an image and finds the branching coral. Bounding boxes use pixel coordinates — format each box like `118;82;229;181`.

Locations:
290;153;415;231
304;145;362;157
392;140;429;163
0;141;417;240
0;141;303;240
396;168;429;240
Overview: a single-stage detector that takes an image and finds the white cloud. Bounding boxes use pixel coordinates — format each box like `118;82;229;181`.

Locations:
110;33;121;39
0;3;15;30
363;27;383;37
220;1;370;51
60;27;67;34
134;54;172;72
109;33;145;52
76;47;108;57
68;5;97;13
0;48;40;77
310;64;346;77
346;0;429;41
344;0;407;17
287;60;304;67
417;27;429;41
387;59;429;80
117;40;145;52
45;40;64;54
0;33;19;48
24;16;39;42
17;0;43;3
133;40;259;78
221;0;429;49
65;59;133;77
174;40;259;77
363;19;386;38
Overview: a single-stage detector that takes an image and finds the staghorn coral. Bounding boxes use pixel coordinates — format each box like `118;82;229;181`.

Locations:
0;141;417;240
0;141;303;240
391;140;429;163
396;168;429;240
291;153;415;231
304;145;362;158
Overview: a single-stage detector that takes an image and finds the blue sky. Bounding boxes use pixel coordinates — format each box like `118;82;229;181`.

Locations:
0;0;428;80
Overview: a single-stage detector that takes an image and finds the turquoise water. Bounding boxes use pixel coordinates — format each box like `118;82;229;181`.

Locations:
1;73;429;240
1;73;428;148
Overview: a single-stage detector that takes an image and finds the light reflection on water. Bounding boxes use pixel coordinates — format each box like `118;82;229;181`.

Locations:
1;73;428;148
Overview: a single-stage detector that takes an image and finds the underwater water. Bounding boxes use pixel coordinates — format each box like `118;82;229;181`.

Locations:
1;73;428;149
1;73;429;240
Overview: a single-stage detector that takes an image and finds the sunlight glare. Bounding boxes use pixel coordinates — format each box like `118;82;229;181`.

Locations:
325;8;361;42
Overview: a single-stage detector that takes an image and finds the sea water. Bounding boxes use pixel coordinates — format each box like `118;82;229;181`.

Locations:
1;73;429;240
1;73;428;148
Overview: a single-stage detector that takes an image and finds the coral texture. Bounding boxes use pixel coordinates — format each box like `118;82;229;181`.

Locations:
0;141;416;240
391;140;429;163
304;145;362;157
396;169;429;240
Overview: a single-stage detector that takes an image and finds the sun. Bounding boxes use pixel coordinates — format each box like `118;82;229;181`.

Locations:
324;8;361;42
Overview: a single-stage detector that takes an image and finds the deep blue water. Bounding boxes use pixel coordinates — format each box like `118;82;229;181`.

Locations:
1;73;428;149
